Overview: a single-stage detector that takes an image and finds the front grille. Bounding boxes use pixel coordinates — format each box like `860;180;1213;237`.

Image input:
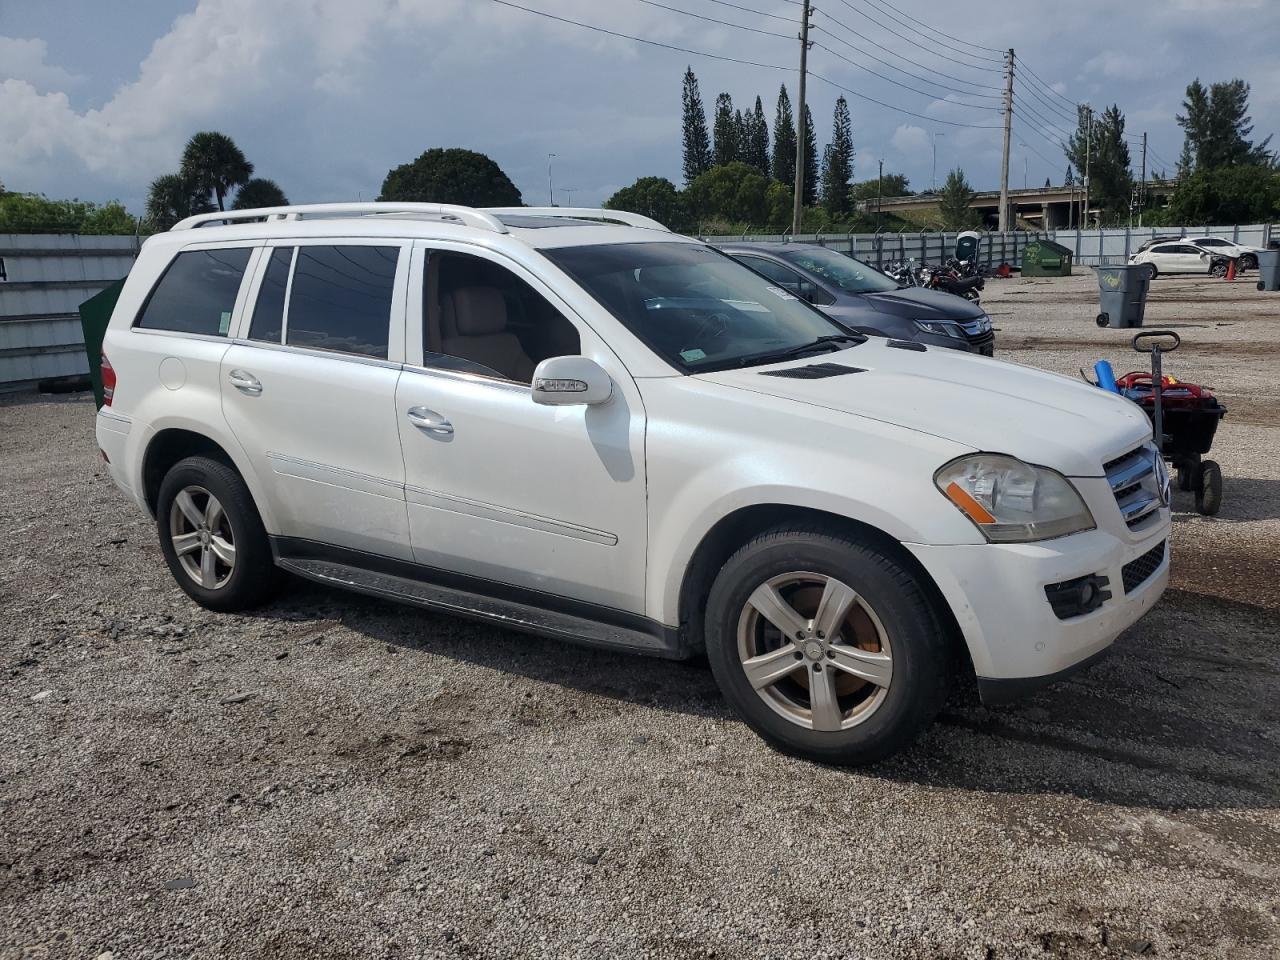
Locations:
1104;445;1164;528
1122;540;1167;593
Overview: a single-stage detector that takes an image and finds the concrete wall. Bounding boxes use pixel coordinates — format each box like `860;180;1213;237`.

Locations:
0;234;140;390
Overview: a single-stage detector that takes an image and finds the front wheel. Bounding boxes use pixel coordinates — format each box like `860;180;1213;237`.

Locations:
1144;263;1158;281
1195;460;1223;516
704;527;949;766
1241;253;1258;270
156;455;282;611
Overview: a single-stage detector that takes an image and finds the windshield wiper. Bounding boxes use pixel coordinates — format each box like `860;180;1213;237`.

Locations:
740;333;867;367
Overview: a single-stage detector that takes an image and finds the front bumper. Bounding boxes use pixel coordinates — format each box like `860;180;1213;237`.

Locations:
906;519;1169;702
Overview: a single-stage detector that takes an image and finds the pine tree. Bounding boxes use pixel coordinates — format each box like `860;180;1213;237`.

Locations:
734;109;748;164
771;85;796;186
801;103;818;207
713;94;738;166
745;96;770;176
1064;165;1074;186
681;67;712;185
820;96;854;217
938;168;979;228
1176;139;1193;179
1178;78;1274;170
1044;177;1052;189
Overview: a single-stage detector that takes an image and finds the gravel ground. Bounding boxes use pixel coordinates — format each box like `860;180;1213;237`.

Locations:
3;273;1279;959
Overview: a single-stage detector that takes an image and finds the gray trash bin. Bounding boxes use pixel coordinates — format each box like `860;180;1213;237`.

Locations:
1257;249;1280;292
1096;264;1151;329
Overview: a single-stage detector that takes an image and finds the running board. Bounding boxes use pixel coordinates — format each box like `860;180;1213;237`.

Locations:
276;556;682;658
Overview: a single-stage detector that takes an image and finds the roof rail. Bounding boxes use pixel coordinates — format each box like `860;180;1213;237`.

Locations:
481;207;670;232
170;203;509;234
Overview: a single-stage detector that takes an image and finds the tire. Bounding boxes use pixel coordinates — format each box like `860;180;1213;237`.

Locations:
1144;263;1158;281
1210;261;1228;278
704;526;949;766
1177;463;1195;492
156;455;282;611
1195;460;1223;516
1242;253;1257;271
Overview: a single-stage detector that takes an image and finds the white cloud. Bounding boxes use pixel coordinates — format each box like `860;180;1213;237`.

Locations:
890;124;930;156
0;37;81;90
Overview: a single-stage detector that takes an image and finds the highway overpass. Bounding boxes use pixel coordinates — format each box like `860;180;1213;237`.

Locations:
865;181;1176;229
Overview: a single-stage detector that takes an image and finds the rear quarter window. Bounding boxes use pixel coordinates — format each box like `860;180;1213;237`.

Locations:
135;247;253;336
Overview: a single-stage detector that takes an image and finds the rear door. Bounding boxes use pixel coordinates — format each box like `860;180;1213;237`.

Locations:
221;239;413;559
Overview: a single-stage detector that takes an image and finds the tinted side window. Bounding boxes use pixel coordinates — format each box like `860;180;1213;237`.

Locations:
422;252;580;384
136;247;252;335
736;256;835;306
248;247;293;343
285;245;398;359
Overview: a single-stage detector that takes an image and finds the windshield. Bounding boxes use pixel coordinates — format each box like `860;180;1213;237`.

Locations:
779;246;899;294
544;242;852;372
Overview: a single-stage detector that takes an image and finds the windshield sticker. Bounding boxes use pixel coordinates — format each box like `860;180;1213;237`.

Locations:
680;347;707;362
720;298;769;313
764;285;798;301
218;311;232;334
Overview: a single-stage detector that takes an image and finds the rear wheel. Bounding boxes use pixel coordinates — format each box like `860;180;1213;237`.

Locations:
1241;253;1258;270
704;527;949;766
1144;263;1158;281
156;456;282;611
1195;460;1223;516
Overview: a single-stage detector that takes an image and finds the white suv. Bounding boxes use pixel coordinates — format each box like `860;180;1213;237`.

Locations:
96;202;1171;764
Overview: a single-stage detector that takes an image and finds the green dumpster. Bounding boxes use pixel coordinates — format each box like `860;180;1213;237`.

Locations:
78;278;126;409
1021;239;1074;277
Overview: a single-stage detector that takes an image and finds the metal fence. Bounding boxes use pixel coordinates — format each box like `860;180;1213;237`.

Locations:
0;233;140;390
703;223;1278;270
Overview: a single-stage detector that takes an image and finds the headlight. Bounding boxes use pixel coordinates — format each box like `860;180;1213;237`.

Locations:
934;454;1095;542
913;319;963;338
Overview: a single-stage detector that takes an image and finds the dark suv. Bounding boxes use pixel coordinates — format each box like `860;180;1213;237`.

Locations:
720;242;995;356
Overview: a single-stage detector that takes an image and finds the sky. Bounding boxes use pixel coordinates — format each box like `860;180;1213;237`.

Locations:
2;0;1277;215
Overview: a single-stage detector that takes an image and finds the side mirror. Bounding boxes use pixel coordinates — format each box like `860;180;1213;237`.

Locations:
531;356;613;406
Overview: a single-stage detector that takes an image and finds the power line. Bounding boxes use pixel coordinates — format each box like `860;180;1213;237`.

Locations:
628;0;791;39
1017;77;1079;126
485;0;793;69
811;15;1003;92
853;0;1006;55
808;67;1004;128
697;0;797;23
1012;108;1072;156
1017;59;1079;113
829;0;1005;67
1011;96;1073;145
811;40;1002;109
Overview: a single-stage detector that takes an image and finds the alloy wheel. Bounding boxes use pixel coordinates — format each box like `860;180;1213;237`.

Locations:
736;571;892;731
168;485;236;589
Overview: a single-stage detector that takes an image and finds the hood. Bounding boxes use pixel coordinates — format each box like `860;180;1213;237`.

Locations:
858;287;986;320
697;339;1152;477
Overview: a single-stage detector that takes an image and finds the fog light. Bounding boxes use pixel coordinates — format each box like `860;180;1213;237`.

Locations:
1044;573;1111;620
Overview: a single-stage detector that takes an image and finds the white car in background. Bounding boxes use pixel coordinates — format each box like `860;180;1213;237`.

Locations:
1129;241;1220;278
95;202;1171;766
1182;236;1262;269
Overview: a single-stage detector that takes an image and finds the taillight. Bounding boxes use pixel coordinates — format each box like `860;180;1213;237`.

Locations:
101;351;116;406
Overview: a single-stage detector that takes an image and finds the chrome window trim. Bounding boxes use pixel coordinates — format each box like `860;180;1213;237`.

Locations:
227;336;404;372
399;360;530;393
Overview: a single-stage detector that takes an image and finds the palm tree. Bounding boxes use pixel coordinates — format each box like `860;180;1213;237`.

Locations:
232;178;289;210
144;173;214;230
180;132;254;211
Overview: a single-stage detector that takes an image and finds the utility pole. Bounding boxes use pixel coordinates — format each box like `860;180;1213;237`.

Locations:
1139;131;1147;228
1082;106;1092;229
931;132;944;192
547;153;557;206
877;158;883;231
998;47;1014;232
791;0;812;236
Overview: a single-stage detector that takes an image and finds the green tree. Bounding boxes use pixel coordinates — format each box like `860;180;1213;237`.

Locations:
1066;104;1132;221
379;148;521;206
801;103;818;207
604;176;687;231
744;96;770;177
1178;78;1274;171
938;168;979;228
145;173;213;231
851;173;909;201
232;178;289;210
180;131;254;211
0;194;139;234
681;67;712;185
771;85;796;187
713;94;738;166
1167;164;1280;224
685;161;770;226
820;96;854;217
765;181;792;228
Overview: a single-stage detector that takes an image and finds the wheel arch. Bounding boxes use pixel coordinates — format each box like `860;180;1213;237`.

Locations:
675;503;970;674
141;427;278;532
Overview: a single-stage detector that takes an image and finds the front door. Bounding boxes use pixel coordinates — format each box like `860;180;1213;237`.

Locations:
221;240;412;559
394;242;648;614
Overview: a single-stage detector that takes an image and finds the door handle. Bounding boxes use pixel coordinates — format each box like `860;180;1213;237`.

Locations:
228;369;262;395
406;406;454;436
